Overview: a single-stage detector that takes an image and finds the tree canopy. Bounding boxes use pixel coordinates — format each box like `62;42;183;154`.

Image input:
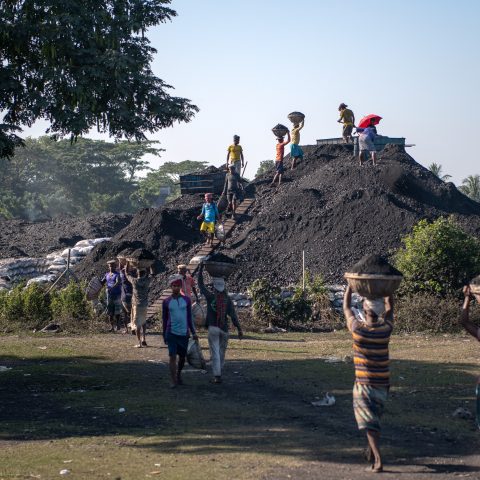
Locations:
0;0;198;158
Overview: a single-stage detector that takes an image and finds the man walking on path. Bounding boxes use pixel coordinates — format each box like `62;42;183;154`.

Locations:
338;103;355;143
119;258;133;334
459;282;480;428
271;131;290;186
126;262;152;348
197;193;221;246
162;275;198;388
101;260;122;332
198;263;243;384
222;164;244;219
290;119;304;170
226;135;244;175
177;264;199;302
343;286;394;473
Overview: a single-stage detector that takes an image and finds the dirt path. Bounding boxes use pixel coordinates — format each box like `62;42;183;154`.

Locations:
0;333;479;479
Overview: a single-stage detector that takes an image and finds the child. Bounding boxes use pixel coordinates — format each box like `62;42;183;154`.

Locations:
290;119;304;170
162;275;198;388
226;135;244;175
197;192;220;246
222;164;244;219
101;260;122;332
271;131;290;186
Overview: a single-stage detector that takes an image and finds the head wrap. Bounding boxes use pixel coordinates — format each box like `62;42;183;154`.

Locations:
363;298;386;317
169;274;183;287
204;192;213;200
177;264;188;271
212;277;225;292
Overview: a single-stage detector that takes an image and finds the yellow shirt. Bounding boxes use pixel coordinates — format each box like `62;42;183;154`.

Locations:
291;124;303;145
228;144;243;163
339;108;354;126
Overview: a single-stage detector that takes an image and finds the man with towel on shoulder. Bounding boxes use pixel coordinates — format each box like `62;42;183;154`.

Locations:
343;288;394;474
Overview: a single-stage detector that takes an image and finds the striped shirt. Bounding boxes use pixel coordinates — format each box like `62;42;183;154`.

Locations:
351;318;393;386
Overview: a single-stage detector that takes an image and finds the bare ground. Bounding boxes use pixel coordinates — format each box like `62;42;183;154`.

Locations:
0;332;479;479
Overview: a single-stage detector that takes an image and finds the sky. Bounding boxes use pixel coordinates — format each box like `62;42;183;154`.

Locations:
26;0;480;184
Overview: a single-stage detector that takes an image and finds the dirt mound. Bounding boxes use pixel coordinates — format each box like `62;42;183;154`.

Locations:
224;143;480;289
348;254;402;276
208;253;236;264
0;213;133;259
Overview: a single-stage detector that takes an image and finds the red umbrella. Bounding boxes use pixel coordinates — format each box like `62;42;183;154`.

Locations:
357;114;382;129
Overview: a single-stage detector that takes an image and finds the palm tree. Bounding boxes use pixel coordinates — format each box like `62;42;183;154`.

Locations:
459;175;480;202
428;162;452;181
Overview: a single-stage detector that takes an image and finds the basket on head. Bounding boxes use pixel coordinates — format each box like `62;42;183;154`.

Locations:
288;111;305;125
126;257;154;269
470;284;480;295
204;261;236;279
344;273;403;299
272;124;289;138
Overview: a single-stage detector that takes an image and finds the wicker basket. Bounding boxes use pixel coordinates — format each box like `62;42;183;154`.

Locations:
86;277;103;301
204;261;236;279
272;124;289;138
344;273;403;299
126;257;154;269
192;302;206;328
288;111;305;125
470;284;480;295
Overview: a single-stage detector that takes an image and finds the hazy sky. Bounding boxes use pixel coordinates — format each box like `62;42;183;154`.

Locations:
27;0;480;184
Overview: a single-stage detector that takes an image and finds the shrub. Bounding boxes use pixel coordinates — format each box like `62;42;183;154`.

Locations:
394;217;480;296
248;278;281;327
395;293;478;334
50;280;96;331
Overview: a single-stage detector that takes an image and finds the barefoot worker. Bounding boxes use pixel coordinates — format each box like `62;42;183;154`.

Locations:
271;131;290;187
197;193;221;247
162;275;198;388
101;260;122;332
459;280;480;428
290;119;304;170
337;103;355;143
198;263;243;384
126;262;152;348
343;287;394;473
222;164;244;219
356;119;378;166
119;257;133;334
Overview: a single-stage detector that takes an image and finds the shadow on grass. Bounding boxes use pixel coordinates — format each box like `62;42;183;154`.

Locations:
0;351;478;470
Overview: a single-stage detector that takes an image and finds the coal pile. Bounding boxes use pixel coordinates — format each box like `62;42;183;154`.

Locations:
208;253;236;264
224;143;480;290
0;213;133;259
129;248;155;260
348;254;402;276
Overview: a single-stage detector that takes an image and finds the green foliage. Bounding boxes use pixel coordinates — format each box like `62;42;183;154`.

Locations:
428;162;451;181
395;293;471;333
0;1;198;158
0;283;51;331
0;136;161;218
459;175;480;202
248;273;338;330
255;160;274;177
50;281;94;328
134;160;209;206
394;217;480;296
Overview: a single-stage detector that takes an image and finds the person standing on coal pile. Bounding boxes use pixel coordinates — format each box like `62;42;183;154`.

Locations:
177;264;199;302
162;275;198;388
126;261;152;348
226;134;244;175
101;260;122;332
343;287;394;473
197;262;243;384
222;164;244;219
459;281;480;428
356;119;378;166
337;103;355;143
271;131;290;187
197;193;221;247
290;119;304;170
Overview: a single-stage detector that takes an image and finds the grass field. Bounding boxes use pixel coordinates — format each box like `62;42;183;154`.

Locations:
0;332;479;479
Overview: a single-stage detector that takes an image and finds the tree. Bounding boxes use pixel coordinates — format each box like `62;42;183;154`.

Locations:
134;160;209;207
0;136;161;218
459;175;480;202
0;1;198;158
394;217;480;296
428;162;451;181
255;160;274;177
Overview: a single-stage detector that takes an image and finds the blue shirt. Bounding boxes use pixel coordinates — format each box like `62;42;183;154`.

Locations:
201;202;219;223
162;295;195;337
102;272;121;297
